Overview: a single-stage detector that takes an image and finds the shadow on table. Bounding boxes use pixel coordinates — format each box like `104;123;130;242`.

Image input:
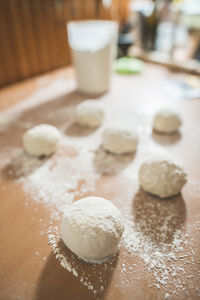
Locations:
0;90;98;152
0;89;103;180
132;188;186;245
34;239;118;300
93;146;136;175
1;150;48;180
152;130;181;146
65;123;98;137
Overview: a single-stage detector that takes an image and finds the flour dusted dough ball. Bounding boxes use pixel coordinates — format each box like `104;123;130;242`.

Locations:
153;109;182;133
102;125;138;154
75;100;105;128
23;124;61;157
61;197;124;263
139;159;187;198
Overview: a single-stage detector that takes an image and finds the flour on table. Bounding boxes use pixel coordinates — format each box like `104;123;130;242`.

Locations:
15;141;200;298
0;111;199;298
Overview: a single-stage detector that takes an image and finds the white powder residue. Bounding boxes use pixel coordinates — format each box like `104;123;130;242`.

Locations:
16;143;200;297
165;293;170;299
0;148;45;179
93;146;135;175
1;128;199;297
21;145;99;220
1;69;200;299
123;222;187;290
48;227;118;296
23;159;75;208
120;189;200;297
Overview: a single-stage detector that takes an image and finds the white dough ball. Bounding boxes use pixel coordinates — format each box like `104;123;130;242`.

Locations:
153;109;182;133
102;125;138;154
23;124;61;157
75;100;105;128
61;197;124;263
139;159;187;198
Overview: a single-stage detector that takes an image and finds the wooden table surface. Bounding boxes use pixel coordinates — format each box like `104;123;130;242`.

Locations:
0;65;200;300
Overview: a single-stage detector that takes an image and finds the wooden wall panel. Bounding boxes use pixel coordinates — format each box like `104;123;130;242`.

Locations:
0;1;19;85
18;0;40;74
0;0;129;88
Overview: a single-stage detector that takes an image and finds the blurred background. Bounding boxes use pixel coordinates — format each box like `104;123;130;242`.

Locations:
0;0;199;88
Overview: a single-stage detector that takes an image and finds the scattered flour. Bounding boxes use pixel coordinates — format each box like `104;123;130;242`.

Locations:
0;115;199;298
21;145;99;219
4;140;199;298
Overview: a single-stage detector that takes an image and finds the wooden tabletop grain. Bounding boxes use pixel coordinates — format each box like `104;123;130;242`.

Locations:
0;65;200;300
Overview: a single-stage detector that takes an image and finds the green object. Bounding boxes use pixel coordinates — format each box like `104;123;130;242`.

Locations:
114;57;145;74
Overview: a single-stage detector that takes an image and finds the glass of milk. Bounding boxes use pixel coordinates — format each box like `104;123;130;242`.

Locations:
67;20;118;95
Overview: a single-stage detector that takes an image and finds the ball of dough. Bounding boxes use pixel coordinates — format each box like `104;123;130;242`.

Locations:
153;109;182;133
102;125;138;154
75;100;105;128
61;197;124;263
139;159;187;198
23;124;61;157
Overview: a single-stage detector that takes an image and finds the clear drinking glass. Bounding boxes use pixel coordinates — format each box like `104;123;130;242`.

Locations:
67;20;118;95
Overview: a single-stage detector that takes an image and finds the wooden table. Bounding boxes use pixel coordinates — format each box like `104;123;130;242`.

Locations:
0;65;200;300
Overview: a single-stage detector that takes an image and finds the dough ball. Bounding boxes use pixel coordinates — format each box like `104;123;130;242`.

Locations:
23;124;61;157
153;109;182;133
75;100;105;128
139;159;187;198
61;197;124;263
102;125;138;154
